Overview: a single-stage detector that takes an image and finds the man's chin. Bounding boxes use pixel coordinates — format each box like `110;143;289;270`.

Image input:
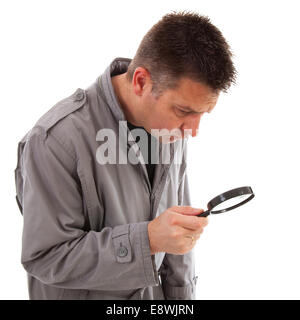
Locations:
159;135;183;144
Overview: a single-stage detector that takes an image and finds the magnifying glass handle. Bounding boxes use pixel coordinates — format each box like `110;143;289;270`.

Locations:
197;210;210;218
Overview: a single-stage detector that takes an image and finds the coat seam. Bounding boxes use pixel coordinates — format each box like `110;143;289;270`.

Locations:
48;131;77;164
77;161;92;211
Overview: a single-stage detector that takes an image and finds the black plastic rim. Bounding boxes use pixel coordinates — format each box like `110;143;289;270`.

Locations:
207;186;254;214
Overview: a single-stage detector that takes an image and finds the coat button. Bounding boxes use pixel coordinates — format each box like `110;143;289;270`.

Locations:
74;90;84;101
117;245;128;257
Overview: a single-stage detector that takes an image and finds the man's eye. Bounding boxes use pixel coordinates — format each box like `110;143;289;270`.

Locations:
175;107;190;116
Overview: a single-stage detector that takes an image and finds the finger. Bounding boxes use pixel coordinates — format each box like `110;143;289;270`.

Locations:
169;211;208;231
183;229;203;239
193;232;202;239
184;232;202;247
170;205;204;216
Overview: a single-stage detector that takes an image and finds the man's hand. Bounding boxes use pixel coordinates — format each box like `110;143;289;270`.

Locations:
148;205;209;255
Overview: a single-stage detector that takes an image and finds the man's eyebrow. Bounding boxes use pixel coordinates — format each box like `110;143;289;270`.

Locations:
175;104;204;113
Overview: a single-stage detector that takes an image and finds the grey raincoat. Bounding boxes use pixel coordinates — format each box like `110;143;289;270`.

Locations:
14;57;198;300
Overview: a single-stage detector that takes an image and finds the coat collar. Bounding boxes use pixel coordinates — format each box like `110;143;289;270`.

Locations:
96;57;181;200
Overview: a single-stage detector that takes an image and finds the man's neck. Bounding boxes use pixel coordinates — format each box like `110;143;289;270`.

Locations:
111;73;141;127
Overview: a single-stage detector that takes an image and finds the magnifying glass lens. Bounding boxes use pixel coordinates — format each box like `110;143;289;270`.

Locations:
197;186;255;217
212;194;251;212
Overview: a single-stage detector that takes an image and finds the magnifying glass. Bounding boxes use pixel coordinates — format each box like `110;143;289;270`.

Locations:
197;186;255;217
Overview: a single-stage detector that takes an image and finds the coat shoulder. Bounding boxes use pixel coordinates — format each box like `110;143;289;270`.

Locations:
33;88;87;136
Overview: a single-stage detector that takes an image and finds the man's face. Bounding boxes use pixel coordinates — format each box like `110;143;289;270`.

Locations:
138;75;219;143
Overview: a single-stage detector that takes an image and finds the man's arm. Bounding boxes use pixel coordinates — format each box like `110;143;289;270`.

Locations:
21;128;159;290
159;170;198;300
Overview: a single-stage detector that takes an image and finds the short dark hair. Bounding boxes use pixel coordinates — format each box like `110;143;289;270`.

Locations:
126;10;236;98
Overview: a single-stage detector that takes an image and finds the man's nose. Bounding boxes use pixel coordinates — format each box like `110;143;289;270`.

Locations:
181;116;201;138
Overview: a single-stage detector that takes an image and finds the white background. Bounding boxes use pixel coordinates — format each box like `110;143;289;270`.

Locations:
1;0;299;299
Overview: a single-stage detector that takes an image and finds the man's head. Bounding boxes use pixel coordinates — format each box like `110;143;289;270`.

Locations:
114;11;236;143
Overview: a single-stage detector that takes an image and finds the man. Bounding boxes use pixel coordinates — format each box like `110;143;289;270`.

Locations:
14;11;236;299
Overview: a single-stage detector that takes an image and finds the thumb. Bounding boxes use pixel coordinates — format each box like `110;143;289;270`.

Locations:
171;206;204;216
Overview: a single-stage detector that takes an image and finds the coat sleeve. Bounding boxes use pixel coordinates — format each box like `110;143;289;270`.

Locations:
21;128;159;290
159;169;198;300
